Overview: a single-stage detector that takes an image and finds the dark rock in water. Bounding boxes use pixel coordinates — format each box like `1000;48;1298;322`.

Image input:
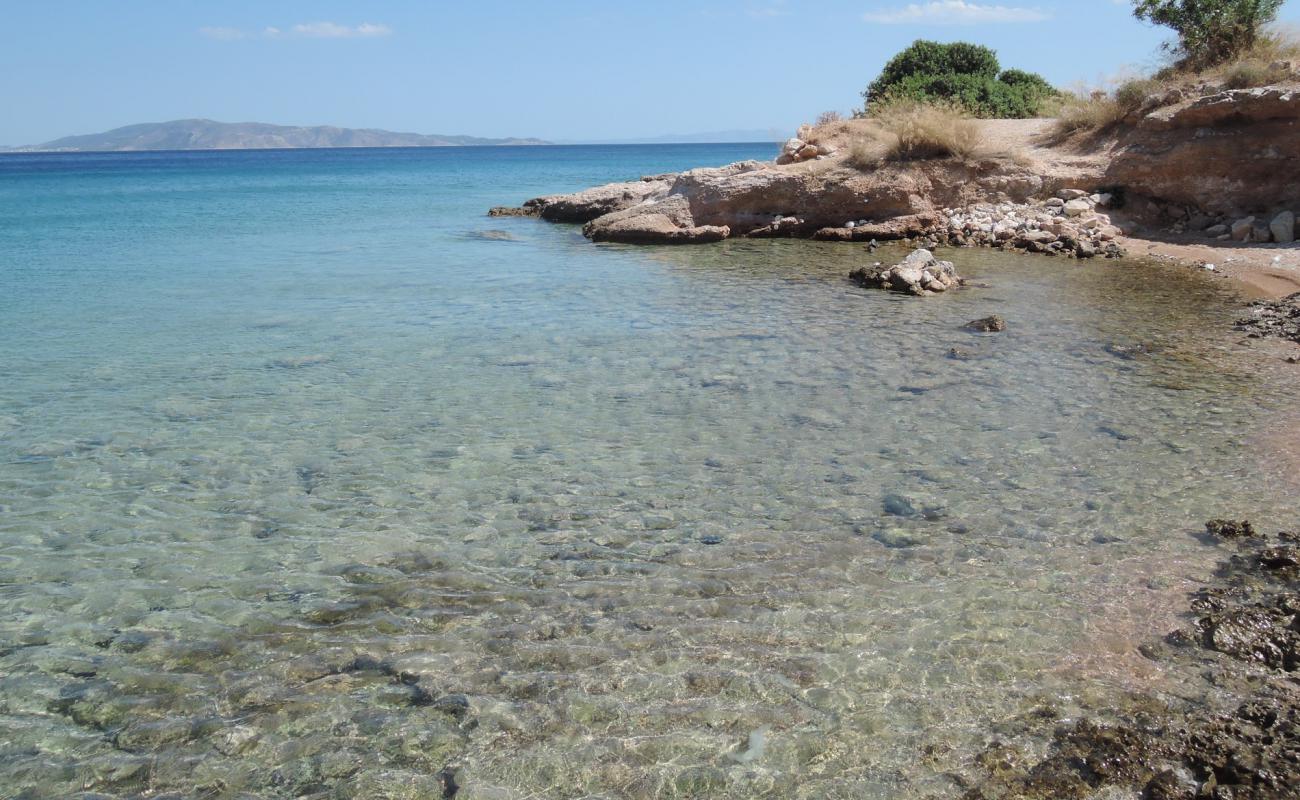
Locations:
1259;545;1299;570
270;354;331;369
1199;607;1297;669
1206;519;1258;539
296;465;326;495
437;767;460;799
964;315;1006;333
429;693;471;721
488;205;539;217
872;528;925;548
947;347;976;360
699;534;724;545
882;493;918;518
1098;425;1135;442
467;229;517;241
1236;291;1300;345
920;504;947;521
1104;342;1155;360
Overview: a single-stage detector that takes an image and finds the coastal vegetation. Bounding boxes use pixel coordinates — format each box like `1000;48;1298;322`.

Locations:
860;40;1058;119
1051;2;1298;139
847;99;983;167
1135;0;1285;68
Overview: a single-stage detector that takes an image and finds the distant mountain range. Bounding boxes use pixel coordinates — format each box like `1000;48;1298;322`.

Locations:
5;119;549;152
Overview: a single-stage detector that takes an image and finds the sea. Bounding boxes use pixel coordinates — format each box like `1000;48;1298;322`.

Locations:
0;144;1296;799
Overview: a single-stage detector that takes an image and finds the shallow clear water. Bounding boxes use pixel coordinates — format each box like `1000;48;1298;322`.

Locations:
0;146;1296;799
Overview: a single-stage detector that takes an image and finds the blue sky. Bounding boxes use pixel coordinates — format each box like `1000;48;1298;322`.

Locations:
2;0;1298;144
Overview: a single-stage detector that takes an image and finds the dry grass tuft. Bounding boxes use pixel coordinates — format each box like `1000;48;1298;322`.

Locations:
1167;24;1300;88
847;100;983;168
1049;78;1158;139
1043;26;1299;141
846;135;885;170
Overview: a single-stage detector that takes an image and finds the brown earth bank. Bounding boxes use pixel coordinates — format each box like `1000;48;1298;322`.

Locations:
490;85;1300;298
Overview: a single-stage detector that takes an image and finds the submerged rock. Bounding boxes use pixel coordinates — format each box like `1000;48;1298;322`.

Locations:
882;493;918;518
872;528;926;548
1206;519;1259;539
965;315;1007;333
849;249;963;296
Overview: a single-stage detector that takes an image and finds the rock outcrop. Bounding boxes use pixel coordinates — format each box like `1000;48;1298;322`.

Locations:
1107;87;1300;219
492;83;1300;252
505;157;1050;246
848;249;962;295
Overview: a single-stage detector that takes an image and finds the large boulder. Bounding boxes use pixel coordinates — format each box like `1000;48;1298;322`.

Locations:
1271;210;1296;244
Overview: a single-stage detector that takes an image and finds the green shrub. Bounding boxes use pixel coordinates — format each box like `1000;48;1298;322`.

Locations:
1133;0;1284;69
882;72;1048;118
862;40;1058;118
998;69;1056;95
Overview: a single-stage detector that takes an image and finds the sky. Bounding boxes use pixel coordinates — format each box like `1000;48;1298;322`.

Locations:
2;0;1299;145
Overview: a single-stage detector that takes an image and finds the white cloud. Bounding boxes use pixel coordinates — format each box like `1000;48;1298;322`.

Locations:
199;22;393;41
290;21;393;38
863;1;1049;24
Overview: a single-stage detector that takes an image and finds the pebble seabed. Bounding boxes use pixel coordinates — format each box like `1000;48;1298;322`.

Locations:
2;238;1300;800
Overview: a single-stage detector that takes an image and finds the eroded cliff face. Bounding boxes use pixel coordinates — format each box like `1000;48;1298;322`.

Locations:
1106;87;1300;218
495;84;1300;247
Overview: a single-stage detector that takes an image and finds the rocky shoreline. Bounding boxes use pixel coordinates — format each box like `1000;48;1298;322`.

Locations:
954;520;1299;800
489;85;1299;295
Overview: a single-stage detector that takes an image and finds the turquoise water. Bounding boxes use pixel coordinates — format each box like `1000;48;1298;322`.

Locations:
1;145;1297;799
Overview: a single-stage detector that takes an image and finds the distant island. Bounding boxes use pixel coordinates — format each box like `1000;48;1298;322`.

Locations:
4;119;549;152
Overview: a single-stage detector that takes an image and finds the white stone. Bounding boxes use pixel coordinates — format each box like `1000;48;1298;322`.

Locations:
1270;210;1295;243
1058;189;1089;201
1063;199;1092;217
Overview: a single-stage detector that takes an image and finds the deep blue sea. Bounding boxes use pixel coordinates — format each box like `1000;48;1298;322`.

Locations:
1;145;1296;799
